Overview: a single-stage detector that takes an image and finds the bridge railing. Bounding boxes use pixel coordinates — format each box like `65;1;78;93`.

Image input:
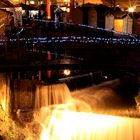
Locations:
0;18;140;67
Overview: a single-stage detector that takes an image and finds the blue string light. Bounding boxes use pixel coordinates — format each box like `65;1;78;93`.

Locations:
0;19;139;46
0;36;140;46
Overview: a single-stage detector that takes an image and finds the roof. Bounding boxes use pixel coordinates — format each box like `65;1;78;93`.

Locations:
105;7;128;19
113;11;127;19
129;12;140;19
79;3;110;14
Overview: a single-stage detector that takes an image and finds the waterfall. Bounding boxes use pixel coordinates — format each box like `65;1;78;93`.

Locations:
34;83;72;109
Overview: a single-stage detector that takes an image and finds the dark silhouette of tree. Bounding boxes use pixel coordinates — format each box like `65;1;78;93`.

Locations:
110;0;116;8
102;0;117;8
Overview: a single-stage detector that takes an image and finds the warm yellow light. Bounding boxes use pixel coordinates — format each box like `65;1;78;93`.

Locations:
128;7;135;13
64;69;71;76
64;0;70;3
9;0;20;4
30;1;35;4
39;109;140;140
1;99;6;111
40;129;49;140
0;24;5;29
114;19;123;32
66;8;70;12
12;0;19;2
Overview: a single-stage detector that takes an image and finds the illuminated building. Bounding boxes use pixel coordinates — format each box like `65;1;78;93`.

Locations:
8;0;103;19
2;0;140;34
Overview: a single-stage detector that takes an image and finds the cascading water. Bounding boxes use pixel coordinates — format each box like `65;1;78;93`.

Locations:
33;73;140;140
34;83;72;109
40;110;140;140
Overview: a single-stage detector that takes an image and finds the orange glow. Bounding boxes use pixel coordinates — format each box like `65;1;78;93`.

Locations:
9;0;20;4
46;0;51;19
33;83;140;140
0;87;6;112
63;69;71;76
1;98;6;111
39;109;140;140
114;19;123;32
40;129;49;140
128;7;135;13
78;0;102;5
0;23;4;29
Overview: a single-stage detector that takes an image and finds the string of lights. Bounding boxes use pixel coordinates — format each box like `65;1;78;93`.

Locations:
0;19;139;47
14;27;24;36
0;36;139;46
26;18;137;38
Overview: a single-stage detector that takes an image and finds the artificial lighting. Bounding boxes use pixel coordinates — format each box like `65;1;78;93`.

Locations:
66;8;70;12
64;0;70;3
114;19;123;32
0;23;5;29
39;110;140;140
128;7;135;13
1;99;6;111
60;7;70;12
64;69;71;76
9;0;20;4
30;1;35;4
60;7;67;11
40;1;44;4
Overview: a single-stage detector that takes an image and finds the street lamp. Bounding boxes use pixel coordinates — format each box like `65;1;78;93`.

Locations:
64;69;71;76
128;6;135;34
128;7;135;13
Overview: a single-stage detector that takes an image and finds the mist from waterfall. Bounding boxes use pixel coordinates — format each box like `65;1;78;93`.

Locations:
33;81;140;140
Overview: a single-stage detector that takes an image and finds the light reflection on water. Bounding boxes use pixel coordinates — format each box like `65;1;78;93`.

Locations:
40;110;140;140
33;83;140;140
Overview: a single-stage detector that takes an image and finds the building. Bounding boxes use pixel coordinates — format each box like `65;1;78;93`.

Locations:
71;4;109;27
130;13;140;35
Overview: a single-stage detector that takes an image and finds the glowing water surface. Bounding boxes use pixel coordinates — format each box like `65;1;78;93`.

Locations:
40;110;140;140
34;83;140;140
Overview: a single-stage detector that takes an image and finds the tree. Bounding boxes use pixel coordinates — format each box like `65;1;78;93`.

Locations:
102;0;117;8
110;0;116;8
